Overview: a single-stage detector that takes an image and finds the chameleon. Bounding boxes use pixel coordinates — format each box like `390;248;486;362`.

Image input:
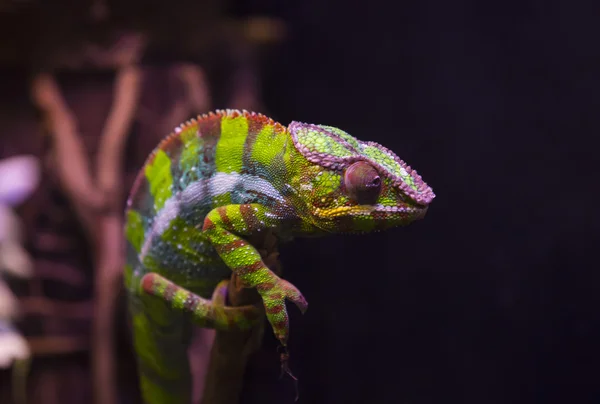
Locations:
124;109;435;403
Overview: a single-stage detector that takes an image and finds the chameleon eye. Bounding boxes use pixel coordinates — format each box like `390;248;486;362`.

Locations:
344;161;382;205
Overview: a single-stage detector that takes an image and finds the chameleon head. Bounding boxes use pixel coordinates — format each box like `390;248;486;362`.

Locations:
289;122;435;233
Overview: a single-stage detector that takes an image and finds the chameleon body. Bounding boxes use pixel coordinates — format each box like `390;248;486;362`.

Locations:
124;109;435;403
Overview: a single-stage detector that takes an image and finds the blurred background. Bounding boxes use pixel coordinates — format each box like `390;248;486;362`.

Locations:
0;0;597;403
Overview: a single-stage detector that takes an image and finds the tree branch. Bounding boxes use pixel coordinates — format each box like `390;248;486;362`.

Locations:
30;73;105;232
26;336;89;355
30;40;144;404
33;261;87;287
201;231;280;404
19;297;93;318
92;64;142;404
96;65;142;201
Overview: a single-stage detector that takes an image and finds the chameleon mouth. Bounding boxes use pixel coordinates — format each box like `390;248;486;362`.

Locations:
373;204;419;212
374;203;428;217
313;203;428;219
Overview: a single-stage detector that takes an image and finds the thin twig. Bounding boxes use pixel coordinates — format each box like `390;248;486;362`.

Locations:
25;336;89;355
19;297;93;318
30;74;105;238
33;261;88;286
178;64;212;113
157;64;212;138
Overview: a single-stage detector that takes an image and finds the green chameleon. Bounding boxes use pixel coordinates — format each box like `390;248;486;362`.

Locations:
124;109;435;403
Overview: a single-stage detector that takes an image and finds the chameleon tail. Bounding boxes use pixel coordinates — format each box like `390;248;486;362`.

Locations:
127;264;194;404
129;287;193;403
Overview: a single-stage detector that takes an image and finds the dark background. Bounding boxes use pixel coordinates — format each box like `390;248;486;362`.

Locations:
261;1;598;403
0;1;598;403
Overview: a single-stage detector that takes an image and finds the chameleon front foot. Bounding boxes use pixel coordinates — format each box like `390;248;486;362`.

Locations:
202;204;309;344
256;278;308;346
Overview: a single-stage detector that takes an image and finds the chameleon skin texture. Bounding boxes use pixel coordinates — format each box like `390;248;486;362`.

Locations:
124;109;435;403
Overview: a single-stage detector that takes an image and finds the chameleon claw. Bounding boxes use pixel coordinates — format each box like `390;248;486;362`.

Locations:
278;345;300;402
276;278;308;314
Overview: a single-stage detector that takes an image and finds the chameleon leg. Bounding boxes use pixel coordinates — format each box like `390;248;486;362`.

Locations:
140;273;262;331
202;204;308;345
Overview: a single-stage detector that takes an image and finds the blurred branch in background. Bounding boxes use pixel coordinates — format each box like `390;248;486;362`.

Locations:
0;0;289;403
31;43;143;404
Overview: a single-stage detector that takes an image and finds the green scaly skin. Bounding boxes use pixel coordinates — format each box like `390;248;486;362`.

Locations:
124;109;435;403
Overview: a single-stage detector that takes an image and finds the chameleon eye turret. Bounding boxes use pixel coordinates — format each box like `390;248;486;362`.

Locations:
344;161;382;205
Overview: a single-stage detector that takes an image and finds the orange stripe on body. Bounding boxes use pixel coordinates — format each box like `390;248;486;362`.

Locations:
240;204;261;231
202;217;215;231
214;239;248;255
216;206;232;227
235;260;263;275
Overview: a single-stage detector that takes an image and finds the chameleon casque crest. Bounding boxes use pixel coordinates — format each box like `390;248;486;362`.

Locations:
124;109;435;403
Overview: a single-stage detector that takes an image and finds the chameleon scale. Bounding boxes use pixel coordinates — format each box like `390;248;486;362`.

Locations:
124;109;435;403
